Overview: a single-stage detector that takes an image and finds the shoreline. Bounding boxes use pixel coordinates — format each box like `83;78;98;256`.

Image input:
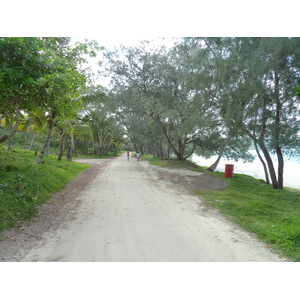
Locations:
192;152;300;190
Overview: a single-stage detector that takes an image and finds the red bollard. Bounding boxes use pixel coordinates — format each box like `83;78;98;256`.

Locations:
225;164;234;178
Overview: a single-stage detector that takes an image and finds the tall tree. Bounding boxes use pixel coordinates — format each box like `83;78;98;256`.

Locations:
212;37;300;189
78;85;125;156
0;37;101;157
102;40;222;160
34;38;101;163
0;38;46;144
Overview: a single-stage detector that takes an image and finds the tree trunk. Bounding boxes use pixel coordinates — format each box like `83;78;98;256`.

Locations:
166;144;170;158
162;126;182;160
206;137;232;172
207;148;225;172
7;137;13;151
92;135;97;155
36;113;57;164
243;124;278;189
70;130;75;157
254;142;270;184
276;146;284;189
45;140;50;157
177;139;186;161
57;131;67;160
129;137;138;153
0;111;22;144
274;70;284;189
28;131;36;150
183;142;196;160
67;146;72;161
7;118;13;150
258;141;279;189
82;134;89;154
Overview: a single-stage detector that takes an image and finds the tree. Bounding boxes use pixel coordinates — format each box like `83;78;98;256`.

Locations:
78;85;125;156
35;68;86;163
0;37;46;144
34;38;101;163
0;38;45;114
0;37;102;162
211;37;300;189
101;37;300;190
102;40;222;160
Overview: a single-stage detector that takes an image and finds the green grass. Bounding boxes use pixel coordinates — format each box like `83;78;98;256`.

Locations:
75;151;120;159
195;173;300;261
146;155;300;261
148;156;205;171
0;146;90;232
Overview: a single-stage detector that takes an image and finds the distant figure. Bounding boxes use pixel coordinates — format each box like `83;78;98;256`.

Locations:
136;152;140;161
127;152;130;161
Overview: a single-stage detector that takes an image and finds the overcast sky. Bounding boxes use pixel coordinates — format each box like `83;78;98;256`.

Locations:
1;0;299;87
72;37;179;87
2;1;299;38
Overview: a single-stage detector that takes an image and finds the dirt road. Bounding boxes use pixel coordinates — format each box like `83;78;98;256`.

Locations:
1;155;282;262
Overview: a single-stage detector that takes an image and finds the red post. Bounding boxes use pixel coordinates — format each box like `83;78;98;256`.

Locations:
225;164;234;178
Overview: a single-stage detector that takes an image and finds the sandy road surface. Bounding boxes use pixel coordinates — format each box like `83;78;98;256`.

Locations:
2;155;282;262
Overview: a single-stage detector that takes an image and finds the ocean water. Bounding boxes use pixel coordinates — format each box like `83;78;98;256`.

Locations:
192;150;300;189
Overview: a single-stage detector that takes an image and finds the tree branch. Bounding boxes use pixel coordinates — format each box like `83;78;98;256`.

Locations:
0;111;22;144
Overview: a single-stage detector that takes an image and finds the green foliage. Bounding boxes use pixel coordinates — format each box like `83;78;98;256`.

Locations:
195;173;300;261
78;85;125;156
0;37;45;115
104;41;225;160
148;156;205;171
0;147;90;232
0;37;103;149
297;85;300;97
105;38;300;168
147;154;300;260
0;37;86;116
208;37;300;188
75;151;120;159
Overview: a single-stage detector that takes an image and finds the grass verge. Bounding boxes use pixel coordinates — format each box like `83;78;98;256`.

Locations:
147;156;300;261
148;156;205;171
195;173;300;261
0;147;90;232
75;151;121;159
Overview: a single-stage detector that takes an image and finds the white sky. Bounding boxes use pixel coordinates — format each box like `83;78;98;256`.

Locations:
72;36;178;87
2;1;299;38
2;0;299;88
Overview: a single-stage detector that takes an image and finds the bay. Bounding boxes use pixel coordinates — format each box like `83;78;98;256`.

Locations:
192;150;300;189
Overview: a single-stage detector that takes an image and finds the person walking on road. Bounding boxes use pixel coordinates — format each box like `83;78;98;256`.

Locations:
136;152;140;161
126;152;130;161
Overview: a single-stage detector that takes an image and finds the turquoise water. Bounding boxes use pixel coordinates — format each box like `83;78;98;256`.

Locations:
192;150;300;189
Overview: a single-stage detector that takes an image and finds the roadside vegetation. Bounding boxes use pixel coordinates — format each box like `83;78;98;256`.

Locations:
147;156;205;171
102;37;300;190
75;151;122;159
147;156;300;262
1;37;299;259
0;147;90;232
2;37;300;190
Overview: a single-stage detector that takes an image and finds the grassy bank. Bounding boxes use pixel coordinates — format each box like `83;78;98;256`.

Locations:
147;156;205;171
75;151;122;159
195;174;300;261
0;147;90;232
147;156;300;261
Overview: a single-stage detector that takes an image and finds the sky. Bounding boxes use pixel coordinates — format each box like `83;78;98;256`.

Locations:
3;0;298;88
72;36;178;87
2;1;299;38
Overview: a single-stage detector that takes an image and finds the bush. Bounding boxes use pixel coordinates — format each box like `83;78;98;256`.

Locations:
0;147;90;231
